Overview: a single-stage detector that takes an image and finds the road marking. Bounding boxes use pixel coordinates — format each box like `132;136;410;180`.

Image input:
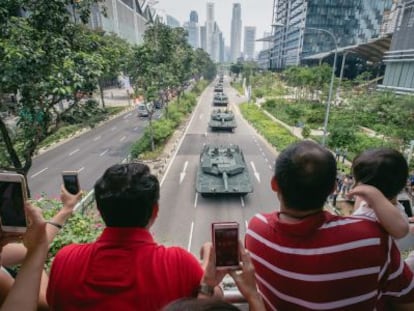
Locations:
194;193;198;208
269;165;272;170
120;136;126;142
68;149;80;156
199;113;204;120
265;158;269;163
179;161;189;184
31;167;48;179
100;149;109;157
187;221;194;251
93;136;101;141
123;113;132;119
134;127;139;131
250;161;261;183
78;167;85;173
240;196;245;207
204;132;208;137
261;151;266;157
160;87;208;187
111;126;117;131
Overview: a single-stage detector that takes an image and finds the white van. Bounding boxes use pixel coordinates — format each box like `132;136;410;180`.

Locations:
137;102;153;117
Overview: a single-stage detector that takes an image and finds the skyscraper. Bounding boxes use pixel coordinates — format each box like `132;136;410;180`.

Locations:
244;26;256;60
206;2;215;56
200;26;207;51
166;14;180;28
230;3;242;62
184;10;199;49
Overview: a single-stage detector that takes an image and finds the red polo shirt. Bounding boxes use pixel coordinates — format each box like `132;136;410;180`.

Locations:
47;227;203;311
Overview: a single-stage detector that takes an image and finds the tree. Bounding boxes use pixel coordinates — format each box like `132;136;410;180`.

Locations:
0;0;105;174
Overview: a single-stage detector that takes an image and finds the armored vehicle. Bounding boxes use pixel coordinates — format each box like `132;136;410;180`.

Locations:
209;109;237;131
213;93;228;106
214;83;223;92
196;144;253;196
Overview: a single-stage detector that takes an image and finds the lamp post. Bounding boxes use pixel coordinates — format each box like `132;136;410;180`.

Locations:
273;23;338;146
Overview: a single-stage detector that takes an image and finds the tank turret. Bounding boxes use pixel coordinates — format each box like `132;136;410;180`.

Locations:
209;109;237;131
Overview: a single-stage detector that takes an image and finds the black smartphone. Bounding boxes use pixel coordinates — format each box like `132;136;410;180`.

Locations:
212;222;240;270
0;173;28;233
62;171;80;195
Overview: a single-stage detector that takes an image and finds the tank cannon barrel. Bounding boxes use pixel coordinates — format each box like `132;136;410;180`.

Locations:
223;172;228;191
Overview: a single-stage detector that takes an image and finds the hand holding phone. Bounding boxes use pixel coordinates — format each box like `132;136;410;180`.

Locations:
62;171;80;195
212;222;240;270
0;173;28;233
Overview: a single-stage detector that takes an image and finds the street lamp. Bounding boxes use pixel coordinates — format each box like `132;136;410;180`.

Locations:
273;23;338;146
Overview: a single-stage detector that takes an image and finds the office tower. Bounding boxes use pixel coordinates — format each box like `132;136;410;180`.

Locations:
206;2;215;56
166;14;180;28
380;0;414;94
190;10;198;23
244;26;256;60
262;31;272;50
270;0;393;70
184;10;200;48
200;26;207;51
230;3;242;62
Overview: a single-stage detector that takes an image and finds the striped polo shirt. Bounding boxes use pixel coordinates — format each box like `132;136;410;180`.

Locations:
246;211;414;310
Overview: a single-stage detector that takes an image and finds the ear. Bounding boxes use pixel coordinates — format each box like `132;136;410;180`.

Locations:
271;177;279;192
151;203;159;220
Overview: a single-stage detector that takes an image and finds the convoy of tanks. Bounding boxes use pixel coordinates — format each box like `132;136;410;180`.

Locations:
195;74;253;197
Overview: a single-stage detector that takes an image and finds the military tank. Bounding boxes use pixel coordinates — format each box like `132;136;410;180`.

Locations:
209;109;237;131
214;83;223;92
196;144;253;196
213;93;228;106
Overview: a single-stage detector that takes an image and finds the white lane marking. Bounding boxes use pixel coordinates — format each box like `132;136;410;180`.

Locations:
265;158;269;163
31;167;48;179
123;112;132;119
199;113;204;119
245;220;249;231
93;136;101;141
250;161;261;183
134;127;139;131
269;165;272;170
78;167;85;173
187;221;194;251
120;136;126;142
194;193;198;208
68;149;80;156
204;132;208;137
111;126;117;131
100;149;109;157
160;87;208;187
240;196;245;207
179;161;189;184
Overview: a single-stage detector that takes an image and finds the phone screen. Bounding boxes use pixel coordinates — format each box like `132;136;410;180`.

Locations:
63;174;79;195
214;226;239;268
0;181;26;227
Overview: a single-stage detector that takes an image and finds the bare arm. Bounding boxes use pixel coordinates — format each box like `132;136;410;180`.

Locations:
349;185;409;239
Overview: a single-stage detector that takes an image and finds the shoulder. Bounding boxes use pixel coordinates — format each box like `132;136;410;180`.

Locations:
52;242;93;265
157;245;200;263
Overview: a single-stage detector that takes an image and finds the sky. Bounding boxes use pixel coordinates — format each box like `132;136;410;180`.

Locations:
155;0;274;50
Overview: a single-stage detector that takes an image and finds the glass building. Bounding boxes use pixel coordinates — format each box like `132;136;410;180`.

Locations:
380;0;414;94
270;0;393;70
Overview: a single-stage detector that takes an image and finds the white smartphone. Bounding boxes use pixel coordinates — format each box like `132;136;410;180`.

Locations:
212;222;240;270
0;173;28;233
62;171;80;195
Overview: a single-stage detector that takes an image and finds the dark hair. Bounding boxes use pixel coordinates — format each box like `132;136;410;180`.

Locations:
275;141;337;211
163;298;240;311
352;148;408;199
94;163;160;227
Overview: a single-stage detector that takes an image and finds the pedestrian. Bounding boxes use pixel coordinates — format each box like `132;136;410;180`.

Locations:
341;148;347;164
335;148;340;161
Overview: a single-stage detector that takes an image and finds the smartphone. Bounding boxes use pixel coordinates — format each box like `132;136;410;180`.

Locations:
62;171;80;195
0;173;28;233
212;222;240;270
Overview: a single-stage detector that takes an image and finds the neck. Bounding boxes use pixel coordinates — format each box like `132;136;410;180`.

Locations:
279;208;322;223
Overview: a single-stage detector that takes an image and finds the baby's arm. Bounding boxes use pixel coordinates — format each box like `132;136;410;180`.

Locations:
349;184;409;239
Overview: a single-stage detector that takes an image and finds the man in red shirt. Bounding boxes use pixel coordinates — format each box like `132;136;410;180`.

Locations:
246;141;414;310
47;163;210;310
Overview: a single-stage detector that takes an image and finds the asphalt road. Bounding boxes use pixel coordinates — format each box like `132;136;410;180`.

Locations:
152;79;280;254
28;109;161;198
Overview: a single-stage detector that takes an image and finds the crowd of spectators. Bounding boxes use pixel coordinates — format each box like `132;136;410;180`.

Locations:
1;141;414;310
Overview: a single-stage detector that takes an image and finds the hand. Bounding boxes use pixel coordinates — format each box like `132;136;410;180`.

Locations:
22;203;47;253
229;242;260;301
60;185;82;211
347;184;386;206
200;242;227;287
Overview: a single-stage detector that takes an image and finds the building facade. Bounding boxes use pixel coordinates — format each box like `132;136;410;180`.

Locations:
230;3;242;62
244;26;256;60
380;0;414;94
166;14;180;28
89;0;156;45
200;26;207;51
206;2;215;56
270;0;393;70
184;11;199;49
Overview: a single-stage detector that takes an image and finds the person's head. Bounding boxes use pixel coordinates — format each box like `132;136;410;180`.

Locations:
94;163;160;228
352;148;408;200
163;298;240;311
272;141;337;211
